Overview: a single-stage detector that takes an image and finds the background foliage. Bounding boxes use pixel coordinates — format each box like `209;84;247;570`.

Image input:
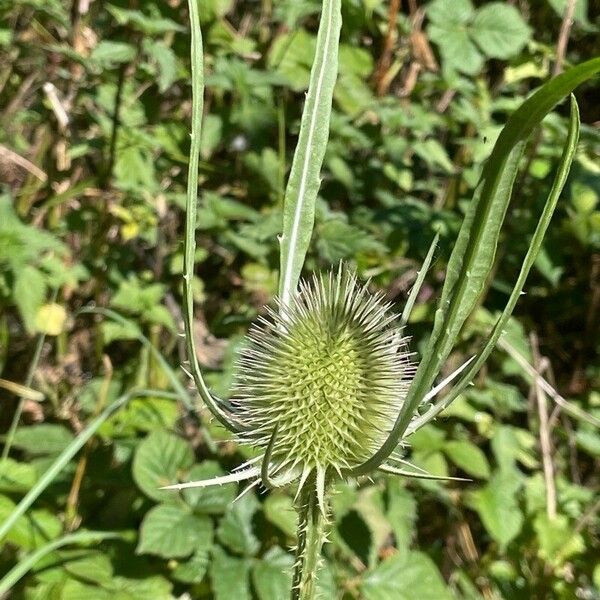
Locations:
0;0;599;598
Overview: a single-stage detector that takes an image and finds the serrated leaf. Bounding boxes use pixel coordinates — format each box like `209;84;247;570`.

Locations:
316;220;385;262
252;547;294;600
137;504;213;559
107;5;185;34
362;551;453;600
0;494;62;550
471;3;531;59
444;440;490;479
172;546;211;584
427;0;473;24
210;546;252;600
198;0;234;21
132;430;194;502
533;513;584;567
468;471;523;549
58;551;114;587
143;40;178;93
217;494;260;556
427;0;482;75
385;479;417;551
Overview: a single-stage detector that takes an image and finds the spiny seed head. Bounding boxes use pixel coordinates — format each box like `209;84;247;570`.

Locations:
233;267;415;485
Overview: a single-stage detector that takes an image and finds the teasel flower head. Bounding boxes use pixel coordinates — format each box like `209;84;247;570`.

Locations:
163;264;474;509
231;267;415;505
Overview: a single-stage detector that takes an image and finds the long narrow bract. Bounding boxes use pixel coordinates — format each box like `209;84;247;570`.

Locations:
348;59;600;477
278;0;342;310
184;0;245;432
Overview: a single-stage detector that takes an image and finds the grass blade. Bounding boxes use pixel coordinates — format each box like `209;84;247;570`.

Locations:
278;0;342;309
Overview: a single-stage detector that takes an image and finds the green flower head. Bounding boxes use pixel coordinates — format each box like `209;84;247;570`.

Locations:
233;267;415;498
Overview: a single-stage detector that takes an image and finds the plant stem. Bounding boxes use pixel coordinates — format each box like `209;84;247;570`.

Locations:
292;479;328;600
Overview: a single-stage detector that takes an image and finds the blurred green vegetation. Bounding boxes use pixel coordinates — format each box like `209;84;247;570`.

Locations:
0;0;599;598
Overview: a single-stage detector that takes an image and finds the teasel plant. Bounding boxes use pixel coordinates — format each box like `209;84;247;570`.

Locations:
160;1;600;598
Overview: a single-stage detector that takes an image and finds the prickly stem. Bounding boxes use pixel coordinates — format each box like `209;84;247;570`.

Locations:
292;475;328;600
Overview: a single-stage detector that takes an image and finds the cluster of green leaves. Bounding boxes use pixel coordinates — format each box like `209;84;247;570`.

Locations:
1;0;599;598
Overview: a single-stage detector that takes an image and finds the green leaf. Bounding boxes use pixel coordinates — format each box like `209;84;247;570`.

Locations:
361;551;453;600
132;430;194;502
471;4;531;59
533;513;584;567
252;547;294;600
57;550;114;587
0;29;13;45
268;30;315;91
427;0;474;24
14;266;46;334
0;531;122;595
101;320;139;345
182;462;236;514
137;504;213;559
547;0;594;30
444;440;491;479
0;459;37;493
210;546;252;600
143;40;178;93
385;479;417;551
354;487;394;567
0;495;61;551
468;471;523;549
217;494;260;556
576;429;600;457
413;139;456;173
427;0;482;75
334;73;375;117
11;424;74;456
263;493;298;538
110;575;173;599
0;391;167;545
107;5;185;34
172;546;211;584
278;0;342;308
91;41;136;67
198;0;234;21
316;220;385;262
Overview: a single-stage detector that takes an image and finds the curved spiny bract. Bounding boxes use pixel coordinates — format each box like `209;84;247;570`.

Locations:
233;267;415;502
